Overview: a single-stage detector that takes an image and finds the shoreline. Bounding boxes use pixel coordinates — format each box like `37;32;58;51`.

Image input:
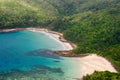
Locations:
0;28;118;79
0;28;76;52
26;28;77;51
75;54;117;79
0;28;87;57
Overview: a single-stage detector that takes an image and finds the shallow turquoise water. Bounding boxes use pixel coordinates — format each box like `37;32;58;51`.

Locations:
0;30;81;80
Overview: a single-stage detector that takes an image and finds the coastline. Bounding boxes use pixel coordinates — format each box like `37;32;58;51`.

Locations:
0;28;86;57
72;54;117;79
0;28;76;51
0;28;118;79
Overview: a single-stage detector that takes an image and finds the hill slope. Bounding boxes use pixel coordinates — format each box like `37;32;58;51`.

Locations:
0;0;120;79
0;0;58;28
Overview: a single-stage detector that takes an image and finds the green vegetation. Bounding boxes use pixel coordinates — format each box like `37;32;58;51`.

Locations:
82;71;120;80
63;7;120;71
0;0;120;79
0;0;58;28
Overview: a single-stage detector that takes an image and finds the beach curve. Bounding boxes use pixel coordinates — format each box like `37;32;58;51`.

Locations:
0;28;118;79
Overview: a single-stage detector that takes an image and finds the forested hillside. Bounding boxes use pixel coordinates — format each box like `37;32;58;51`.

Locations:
0;0;58;28
82;71;120;80
64;7;120;70
0;0;120;79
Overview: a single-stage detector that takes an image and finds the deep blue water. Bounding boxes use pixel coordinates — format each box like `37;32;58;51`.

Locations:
0;30;81;80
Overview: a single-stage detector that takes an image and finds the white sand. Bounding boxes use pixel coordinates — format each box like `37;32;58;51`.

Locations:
58;54;117;80
73;54;117;78
48;32;73;50
28;28;73;51
27;28;117;79
1;28;117;79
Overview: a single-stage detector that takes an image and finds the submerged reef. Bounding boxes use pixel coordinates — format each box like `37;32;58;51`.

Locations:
0;65;65;80
26;49;62;60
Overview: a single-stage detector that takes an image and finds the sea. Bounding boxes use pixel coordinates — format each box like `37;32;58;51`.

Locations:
0;30;82;80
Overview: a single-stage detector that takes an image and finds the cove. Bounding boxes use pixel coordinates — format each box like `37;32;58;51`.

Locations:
0;30;82;80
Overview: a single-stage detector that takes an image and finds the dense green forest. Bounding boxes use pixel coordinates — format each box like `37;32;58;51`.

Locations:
82;71;120;80
0;0;120;79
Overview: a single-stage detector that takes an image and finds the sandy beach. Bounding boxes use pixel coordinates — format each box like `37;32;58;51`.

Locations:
27;28;74;51
26;28;117;79
0;28;118;79
79;54;117;78
0;28;75;51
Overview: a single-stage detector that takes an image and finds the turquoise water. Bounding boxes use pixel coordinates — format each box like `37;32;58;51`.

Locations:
0;30;81;80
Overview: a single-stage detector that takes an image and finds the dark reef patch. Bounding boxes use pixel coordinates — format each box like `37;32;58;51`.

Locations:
54;60;60;63
33;65;64;73
0;65;65;80
26;49;62;60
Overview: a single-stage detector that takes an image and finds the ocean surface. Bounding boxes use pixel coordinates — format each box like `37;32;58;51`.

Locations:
0;30;81;80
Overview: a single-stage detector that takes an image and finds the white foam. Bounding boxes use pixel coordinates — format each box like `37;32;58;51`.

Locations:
29;29;73;51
